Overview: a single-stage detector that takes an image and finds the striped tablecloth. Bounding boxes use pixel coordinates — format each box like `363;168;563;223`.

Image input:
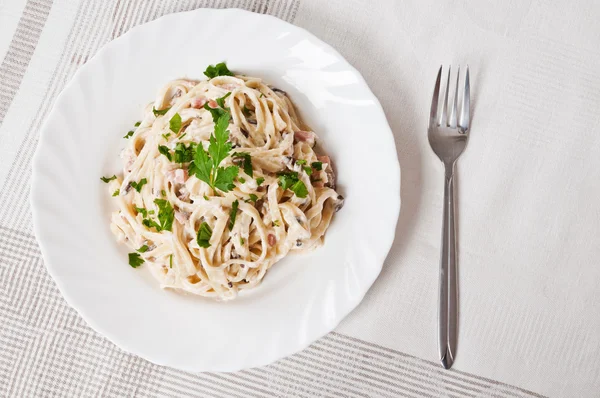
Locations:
2;1;600;397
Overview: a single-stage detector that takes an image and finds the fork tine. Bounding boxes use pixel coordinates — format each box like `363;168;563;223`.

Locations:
459;66;470;132
429;66;442;127
440;66;450;126
449;66;459;128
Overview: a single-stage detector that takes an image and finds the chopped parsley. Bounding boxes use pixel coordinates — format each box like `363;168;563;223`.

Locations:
169;113;182;133
232;152;253;177
173;142;195;163
311;161;323;171
228;200;239;231
130;178;148;192
240;237;245;245
260;93;265;98
303;166;313;176
139;199;173;232
153;107;170;116
272;220;280;227
197;222;212;248
138;245;149;253
162;133;171;141
179;132;187;140
154;199;174;232
189;102;238;192
158;145;172;161
238;177;246;183
161;190;167;197
256;177;265;186
169;254;173;268
277;171;308;198
112;189;120;197
134;121;141;127
203;62;234;78
128;253;144;268
248;194;258;202
123;131;134;139
203;195;209;201
100;175;117;183
135;206;148;217
296;159;307;166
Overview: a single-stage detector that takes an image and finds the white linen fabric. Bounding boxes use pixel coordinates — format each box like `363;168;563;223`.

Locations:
1;0;598;397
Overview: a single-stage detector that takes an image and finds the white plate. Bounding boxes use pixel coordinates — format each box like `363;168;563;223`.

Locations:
31;8;400;372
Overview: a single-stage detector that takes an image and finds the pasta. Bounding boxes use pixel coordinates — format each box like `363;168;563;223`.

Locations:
105;65;344;300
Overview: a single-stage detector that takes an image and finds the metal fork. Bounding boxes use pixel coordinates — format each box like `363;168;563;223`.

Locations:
428;66;470;369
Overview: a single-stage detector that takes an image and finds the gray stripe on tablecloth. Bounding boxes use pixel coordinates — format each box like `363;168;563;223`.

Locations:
0;0;53;125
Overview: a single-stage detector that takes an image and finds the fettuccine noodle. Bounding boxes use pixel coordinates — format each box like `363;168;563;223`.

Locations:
106;70;344;300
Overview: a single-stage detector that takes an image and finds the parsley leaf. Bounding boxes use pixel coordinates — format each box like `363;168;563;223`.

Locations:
138;245;149;253
256;177;265;186
170;254;173;268
123;131;134;139
169;113;182;133
158;145;172;161
277;171;308;198
240;237;245;245
296;159;307;166
204;62;234;78
189;101;239;192
128;253;144;268
134;121;141;127
303;166;313;176
260;93;265;98
135;206;148;217
248;194;258;202
213;166;239;192
272;220;280;227
153;107;170;116
197;222;212;248
161;190;166;197
216;92;231;109
290;180;308;198
189;145;212;186
162;133;171;140
203;195;209;201
173;142;195;163
130;178;148;192
179;132;187;139
208;113;232;168
233;152;253;177
311;161;323;171
142;218;161;230
277;171;299;191
239;177;246;183
228;200;239;231
112;189;120;197
154;199;174;232
101;175;117;183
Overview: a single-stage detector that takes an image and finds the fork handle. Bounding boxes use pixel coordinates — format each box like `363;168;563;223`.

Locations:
439;163;458;369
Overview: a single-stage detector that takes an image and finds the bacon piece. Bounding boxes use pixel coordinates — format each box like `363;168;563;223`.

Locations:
267;234;276;247
208;99;218;108
294;130;317;146
191;96;207;108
